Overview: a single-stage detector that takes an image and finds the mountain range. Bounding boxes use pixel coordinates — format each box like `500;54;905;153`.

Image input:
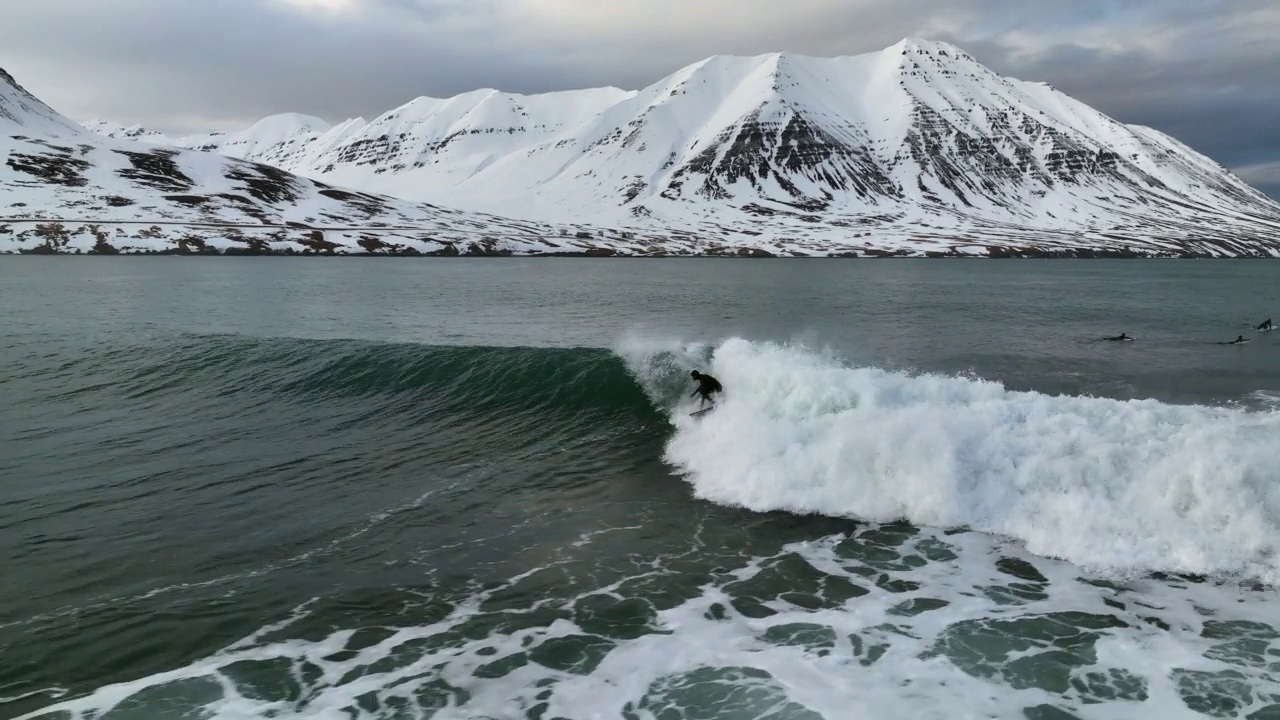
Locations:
8;38;1280;256
0;68;631;256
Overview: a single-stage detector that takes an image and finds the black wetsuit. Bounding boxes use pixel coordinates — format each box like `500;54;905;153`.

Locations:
1259;319;1273;331
691;372;723;405
1105;333;1131;341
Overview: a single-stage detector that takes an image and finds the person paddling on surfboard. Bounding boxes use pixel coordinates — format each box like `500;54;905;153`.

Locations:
1104;333;1132;342
1258;318;1274;331
690;370;723;408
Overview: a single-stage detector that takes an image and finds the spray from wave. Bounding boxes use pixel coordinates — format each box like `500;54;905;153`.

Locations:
623;338;1280;583
1248;390;1280;411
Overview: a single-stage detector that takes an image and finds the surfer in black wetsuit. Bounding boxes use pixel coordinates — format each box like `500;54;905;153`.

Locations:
1105;333;1132;341
690;370;723;407
1223;335;1249;345
1258;319;1274;331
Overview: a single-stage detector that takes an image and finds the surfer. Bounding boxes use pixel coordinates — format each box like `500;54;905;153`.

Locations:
1258;318;1274;331
1104;333;1132;342
1222;335;1249;345
689;370;723;408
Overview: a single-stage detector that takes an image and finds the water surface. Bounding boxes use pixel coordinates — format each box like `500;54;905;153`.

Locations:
2;258;1279;720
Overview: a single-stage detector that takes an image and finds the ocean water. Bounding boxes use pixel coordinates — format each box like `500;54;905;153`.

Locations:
2;257;1280;720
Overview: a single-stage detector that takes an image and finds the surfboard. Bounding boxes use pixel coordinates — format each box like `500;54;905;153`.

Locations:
690;407;715;417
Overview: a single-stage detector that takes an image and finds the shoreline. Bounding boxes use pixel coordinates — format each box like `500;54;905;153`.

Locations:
3;220;1277;259
4;248;1272;259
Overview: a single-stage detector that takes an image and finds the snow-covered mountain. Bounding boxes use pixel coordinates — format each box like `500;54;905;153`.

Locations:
84;113;333;161
84;38;1280;257
1;68;659;256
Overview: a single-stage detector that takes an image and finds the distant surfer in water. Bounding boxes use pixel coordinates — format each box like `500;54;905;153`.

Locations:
1221;335;1249;345
1104;333;1133;342
1258;318;1274;331
690;370;723;408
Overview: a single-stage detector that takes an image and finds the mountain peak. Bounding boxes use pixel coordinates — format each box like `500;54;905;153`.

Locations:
684;39;975;73
890;37;967;56
0;66;79;133
243;113;332;136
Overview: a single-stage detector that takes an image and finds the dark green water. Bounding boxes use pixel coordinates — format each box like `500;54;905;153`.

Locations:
2;258;1280;720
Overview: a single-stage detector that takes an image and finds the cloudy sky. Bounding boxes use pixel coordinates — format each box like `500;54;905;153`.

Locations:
3;0;1278;196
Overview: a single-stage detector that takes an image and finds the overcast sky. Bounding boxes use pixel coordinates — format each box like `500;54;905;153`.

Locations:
3;0;1278;197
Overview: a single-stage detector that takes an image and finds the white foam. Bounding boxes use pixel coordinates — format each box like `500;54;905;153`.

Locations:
1249;390;1280;410
616;335;716;408
21;524;1280;720
659;338;1280;582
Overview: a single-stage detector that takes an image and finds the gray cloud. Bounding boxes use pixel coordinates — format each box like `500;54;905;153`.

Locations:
1;0;1277;196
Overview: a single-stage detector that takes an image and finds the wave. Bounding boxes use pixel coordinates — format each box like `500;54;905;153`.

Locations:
37;332;1280;581
645;338;1280;583
52;334;670;420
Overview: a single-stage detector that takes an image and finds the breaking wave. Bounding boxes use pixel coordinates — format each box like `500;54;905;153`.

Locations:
645;338;1280;583
13;333;1280;720
39;333;1280;583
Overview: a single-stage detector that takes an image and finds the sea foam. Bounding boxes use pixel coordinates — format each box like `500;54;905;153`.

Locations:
653;338;1280;582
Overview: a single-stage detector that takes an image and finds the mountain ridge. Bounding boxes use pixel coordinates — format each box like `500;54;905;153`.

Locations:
79;37;1280;257
7;37;1280;256
1;67;645;256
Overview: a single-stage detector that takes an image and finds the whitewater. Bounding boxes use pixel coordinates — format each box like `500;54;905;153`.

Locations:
647;339;1280;583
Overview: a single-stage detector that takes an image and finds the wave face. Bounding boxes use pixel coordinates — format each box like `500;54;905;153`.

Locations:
1;335;683;624
64;334;667;431
649;338;1280;582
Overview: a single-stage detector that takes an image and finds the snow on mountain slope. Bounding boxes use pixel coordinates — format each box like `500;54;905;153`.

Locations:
81;118;175;145
3;69;672;257
87;113;332;161
86;38;1280;257
182;113;331;160
1;69;80;135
